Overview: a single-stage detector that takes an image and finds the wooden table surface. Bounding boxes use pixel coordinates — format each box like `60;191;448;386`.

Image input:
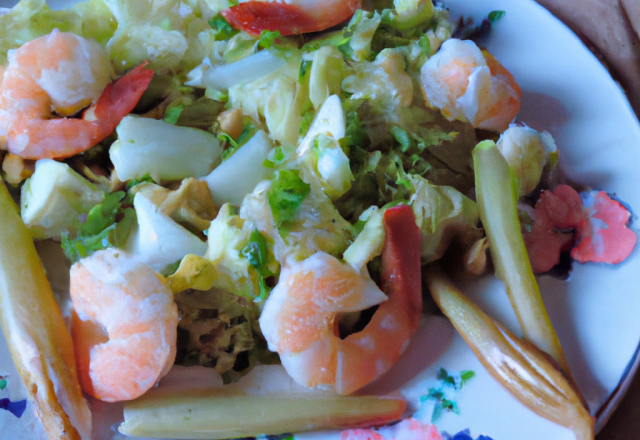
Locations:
533;0;640;437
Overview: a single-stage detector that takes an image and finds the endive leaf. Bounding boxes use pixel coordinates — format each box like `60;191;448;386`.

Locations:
473;140;570;375
0;179;91;440
119;364;406;440
424;264;594;440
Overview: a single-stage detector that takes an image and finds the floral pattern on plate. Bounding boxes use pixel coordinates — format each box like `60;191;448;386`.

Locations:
0;376;27;418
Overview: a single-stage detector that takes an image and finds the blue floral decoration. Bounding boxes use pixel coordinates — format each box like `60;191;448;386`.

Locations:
442;429;494;440
0;397;27;418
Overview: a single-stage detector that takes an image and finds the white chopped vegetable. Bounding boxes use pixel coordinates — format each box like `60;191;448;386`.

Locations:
107;24;188;72
343;207;385;271
496;125;547;196
124;193;207;274
229;60;301;145
185;50;286;90
110;116;223;182
203;130;274;207
297;95;352;199
297;94;345;155
308;46;347;109
20;159;105;240
300;135;353;200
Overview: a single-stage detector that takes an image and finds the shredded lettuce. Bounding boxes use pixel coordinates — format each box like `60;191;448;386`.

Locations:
340;10;382;62
241;179;353;263
61;191;136;263
209;13;238;40
267;170;311;237
228;59;303;145
308;46;349;109
20;160;106;240
241;229;273;301
223;33;258;63
409;175;481;263
0;0;115;64
203;204;278;301
342;49;414;115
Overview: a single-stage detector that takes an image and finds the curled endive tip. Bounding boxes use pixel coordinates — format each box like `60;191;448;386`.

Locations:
423;264;594;440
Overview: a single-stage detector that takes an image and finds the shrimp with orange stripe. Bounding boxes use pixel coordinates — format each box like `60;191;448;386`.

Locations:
0;29;153;160
420;38;521;132
259;205;422;395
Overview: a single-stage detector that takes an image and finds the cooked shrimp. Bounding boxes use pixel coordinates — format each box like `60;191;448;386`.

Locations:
420;38;521;132
69;249;179;402
259;205;422;395
222;0;361;36
0;29;153;160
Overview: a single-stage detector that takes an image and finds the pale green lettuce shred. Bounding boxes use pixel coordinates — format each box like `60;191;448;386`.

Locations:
343;206;385;271
240;179;353;264
103;0;225;73
308;46;349;110
71;0;118;45
229;58;304;146
344;10;382;62
202;204;264;300
298;134;353;201
389;0;435;30
223;33;258;63
342;49;414;115
409;175;481;264
20;159;105;240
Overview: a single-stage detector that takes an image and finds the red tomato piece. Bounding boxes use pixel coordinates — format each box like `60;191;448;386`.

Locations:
382;205;423;333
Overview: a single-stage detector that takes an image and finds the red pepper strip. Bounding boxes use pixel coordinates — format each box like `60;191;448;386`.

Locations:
222;0;361;37
524;185;582;273
381;205;423;333
87;62;154;142
571;190;637;264
222;2;318;37
336;205;421;395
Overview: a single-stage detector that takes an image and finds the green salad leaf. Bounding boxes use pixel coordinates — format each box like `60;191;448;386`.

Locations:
267;170;311;237
62;191;136;263
241;229;272;301
209;13;239;40
79;191;124;236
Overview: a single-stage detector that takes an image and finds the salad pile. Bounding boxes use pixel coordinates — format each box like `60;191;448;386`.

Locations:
0;0;636;439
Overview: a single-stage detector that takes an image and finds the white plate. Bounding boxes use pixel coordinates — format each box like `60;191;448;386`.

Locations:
1;0;640;439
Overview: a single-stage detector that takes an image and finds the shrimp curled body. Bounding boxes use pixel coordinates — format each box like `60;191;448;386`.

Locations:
260;206;422;395
420;38;521;132
70;249;179;402
223;0;361;36
0;29;153;160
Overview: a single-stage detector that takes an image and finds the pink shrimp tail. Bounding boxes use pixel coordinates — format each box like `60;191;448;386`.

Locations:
7;63;153;160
